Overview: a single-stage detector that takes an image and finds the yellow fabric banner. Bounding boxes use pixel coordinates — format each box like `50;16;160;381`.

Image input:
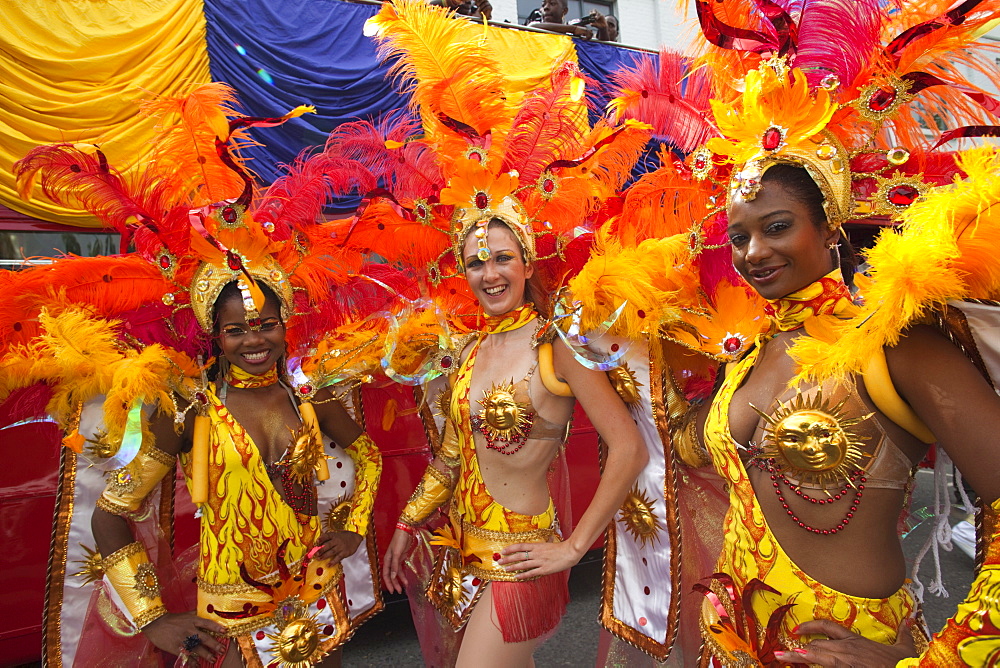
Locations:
0;0;212;228
453;23;576;105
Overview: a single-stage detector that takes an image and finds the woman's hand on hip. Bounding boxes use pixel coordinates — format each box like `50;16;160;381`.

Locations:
500;540;584;579
312;530;363;565
774;619;917;667
142;611;226;661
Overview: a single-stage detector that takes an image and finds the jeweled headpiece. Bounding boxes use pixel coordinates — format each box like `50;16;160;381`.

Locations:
342;0;650;308
692;0;1000;229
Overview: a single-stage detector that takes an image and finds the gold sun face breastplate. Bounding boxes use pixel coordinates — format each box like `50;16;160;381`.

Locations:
475;381;533;439
752;388;873;489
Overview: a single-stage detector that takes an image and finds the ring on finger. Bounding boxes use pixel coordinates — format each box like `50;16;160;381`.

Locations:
182;633;202;652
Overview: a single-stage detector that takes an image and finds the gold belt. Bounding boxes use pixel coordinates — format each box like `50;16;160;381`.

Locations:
458;514;557;583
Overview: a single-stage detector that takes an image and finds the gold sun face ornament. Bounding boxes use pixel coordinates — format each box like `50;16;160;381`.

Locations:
265;596;332;667
477;381;532;443
283;424;330;486
618;484;660;546
607;362;642;405
73;543;104;585
752;388;873;489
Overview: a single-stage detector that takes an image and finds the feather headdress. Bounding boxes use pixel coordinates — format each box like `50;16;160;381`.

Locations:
691;0;1000;228
346;0;651;320
2;83;402;459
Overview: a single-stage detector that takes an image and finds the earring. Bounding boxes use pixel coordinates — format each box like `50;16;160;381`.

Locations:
827;241;839;251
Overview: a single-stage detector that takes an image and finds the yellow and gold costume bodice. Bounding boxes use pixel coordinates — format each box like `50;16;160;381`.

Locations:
702;343;916;655
452;336;558;535
183;385;319;585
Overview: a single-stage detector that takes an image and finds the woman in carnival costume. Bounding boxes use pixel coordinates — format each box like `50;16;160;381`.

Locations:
594;0;1000;663
318;1;651;664
568;0;1000;663
0;84;396;666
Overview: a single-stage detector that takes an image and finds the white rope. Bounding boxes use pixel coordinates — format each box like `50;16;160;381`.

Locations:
910;450;955;600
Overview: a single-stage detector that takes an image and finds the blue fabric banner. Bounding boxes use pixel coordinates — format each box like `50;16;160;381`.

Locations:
203;0;407;194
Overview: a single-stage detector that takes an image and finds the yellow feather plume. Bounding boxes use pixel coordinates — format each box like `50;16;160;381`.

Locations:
567;229;697;339
790;145;1000;382
366;0;510;139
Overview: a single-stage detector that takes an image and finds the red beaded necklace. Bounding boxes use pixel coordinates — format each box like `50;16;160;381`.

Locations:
749;447;866;535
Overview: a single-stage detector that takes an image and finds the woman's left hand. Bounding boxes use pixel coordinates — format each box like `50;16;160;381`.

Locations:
498;541;584;579
774;619;917;667
312;530;364;565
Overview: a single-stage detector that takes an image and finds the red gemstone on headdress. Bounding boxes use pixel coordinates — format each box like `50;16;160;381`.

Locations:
195;392;208;405
416;204;427;218
693;155;707;170
299;385;312;394
869;87;897;112
723;336;742;353
640;89;649;98
469;152;482;163
475;192;489;209
542;178;555;193
610;343;619;352
222;206;238;223
887;184;919;206
159;255;171;269
762;127;783;151
227;253;242;270
636;310;646;319
440;355;453;369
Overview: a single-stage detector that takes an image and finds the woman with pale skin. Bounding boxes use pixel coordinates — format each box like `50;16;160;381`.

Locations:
697;165;1000;666
92;283;372;666
382;220;647;667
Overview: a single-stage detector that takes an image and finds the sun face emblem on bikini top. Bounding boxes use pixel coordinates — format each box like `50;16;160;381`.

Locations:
752;388;873;488
476;380;532;443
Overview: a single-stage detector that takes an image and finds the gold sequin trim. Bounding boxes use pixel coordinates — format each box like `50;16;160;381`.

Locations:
143;443;176;467
460;519;554;544
425;464;450;487
133;605;168;629
95;495;131;516
102;542;145;569
197;578;262;595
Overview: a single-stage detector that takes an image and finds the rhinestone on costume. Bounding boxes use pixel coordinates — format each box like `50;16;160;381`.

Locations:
762;126;785;151
474;226;486;238
868;86;897;112
477;247;491;262
820;73;840;91
195;391;208;405
159;255;171;269
886;147;910;165
816;144;837;160
440;355;453;369
221;206;238;224
542;178;555;193
262;221;275;233
270;270;282;282
161;293;175;306
475;192;488;209
299;385;312;394
724;336;742;353
227;253;242;271
887;184;920;206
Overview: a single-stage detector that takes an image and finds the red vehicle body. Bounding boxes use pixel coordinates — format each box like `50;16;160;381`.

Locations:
0;210;602;664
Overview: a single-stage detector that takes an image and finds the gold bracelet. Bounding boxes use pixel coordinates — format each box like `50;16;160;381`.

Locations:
400;463;454;526
100;442;176;514
102;542;167;629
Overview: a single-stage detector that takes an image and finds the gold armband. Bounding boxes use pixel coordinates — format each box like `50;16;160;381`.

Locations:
437;419;461;468
344;433;381;536
98;443;176;516
102;542;167;629
898;497;1000;666
399;463;454;526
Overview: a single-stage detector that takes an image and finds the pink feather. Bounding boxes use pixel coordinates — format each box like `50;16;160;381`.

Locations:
794;0;886;88
609;50;713;153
